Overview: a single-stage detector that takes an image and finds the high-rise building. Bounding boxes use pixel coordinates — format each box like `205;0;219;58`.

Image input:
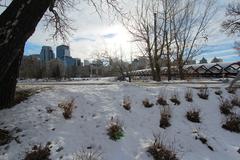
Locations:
56;45;70;60
75;58;82;67
84;60;90;66
40;46;54;63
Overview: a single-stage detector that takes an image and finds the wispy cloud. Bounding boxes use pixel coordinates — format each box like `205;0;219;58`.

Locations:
74;37;96;42
102;33;117;39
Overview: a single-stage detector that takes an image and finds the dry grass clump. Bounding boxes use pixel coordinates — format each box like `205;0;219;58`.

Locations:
215;89;222;96
107;117;124;141
122;96;131;111
58;99;75;119
157;96;168;106
186;108;200;123
142;98;154;108
147;134;178;160
0;129;12;146
185;88;193;102
160;106;171;129
197;86;209;100
170;94;180;105
222;114;240;133
231;96;240;107
219;98;234;115
24;144;51;160
73;149;102;160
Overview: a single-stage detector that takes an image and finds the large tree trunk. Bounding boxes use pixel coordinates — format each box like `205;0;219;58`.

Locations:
148;54;156;81
0;52;22;108
0;0;51;108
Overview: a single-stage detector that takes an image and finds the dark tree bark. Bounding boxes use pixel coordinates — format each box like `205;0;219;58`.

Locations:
0;0;52;108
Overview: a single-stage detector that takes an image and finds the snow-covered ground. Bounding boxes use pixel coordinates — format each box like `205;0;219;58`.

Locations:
0;81;240;160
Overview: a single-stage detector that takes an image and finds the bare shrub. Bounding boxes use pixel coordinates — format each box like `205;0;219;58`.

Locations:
186;108;200;123
58;99;75;119
160;106;171;129
24;144;51;160
185;88;193;102
107;117;124;141
147;134;178;160
222;115;240;133
198;86;209;100
122;96;131;111
73;149;102;160
143;98;154;108
170;93;180;105
231;96;240;107
215;89;222;96
219;98;233;115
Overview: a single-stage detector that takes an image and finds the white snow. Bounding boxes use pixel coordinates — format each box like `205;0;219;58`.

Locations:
0;81;239;160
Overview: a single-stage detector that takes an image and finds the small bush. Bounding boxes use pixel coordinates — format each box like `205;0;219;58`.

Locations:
219;98;233;115
122;97;131;111
107;117;124;141
147;134;178;160
24;144;51;160
73;149;102;160
231;96;240;107
157;96;168;106
185;88;193;102
160;106;171;129
143;98;154;108
186;109;200;123
0;129;12;146
58;99;75;119
215;89;222;96
198;86;209;100
170;94;180;105
222;115;240;133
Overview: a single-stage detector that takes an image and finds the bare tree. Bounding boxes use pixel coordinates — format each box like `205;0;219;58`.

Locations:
122;0;161;81
222;2;240;88
171;0;215;79
0;0;120;108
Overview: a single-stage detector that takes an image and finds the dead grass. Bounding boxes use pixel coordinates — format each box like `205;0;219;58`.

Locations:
142;98;154;108
157;96;168;106
219;98;234;115
215;89;222;96
197;86;209;100
160;106;171;129
147;134;178;160
170;94;180;105
107;117;124;141
122;97;131;111
15;89;35;105
58;99;75;119
227;87;237;94
222;115;240;133
185;88;193;102
0;129;12;146
24;144;51;160
186;108;200;123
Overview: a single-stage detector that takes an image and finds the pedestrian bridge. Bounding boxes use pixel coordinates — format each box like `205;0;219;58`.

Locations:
129;61;240;77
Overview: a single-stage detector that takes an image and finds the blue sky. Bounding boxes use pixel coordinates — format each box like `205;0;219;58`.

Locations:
17;0;240;62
